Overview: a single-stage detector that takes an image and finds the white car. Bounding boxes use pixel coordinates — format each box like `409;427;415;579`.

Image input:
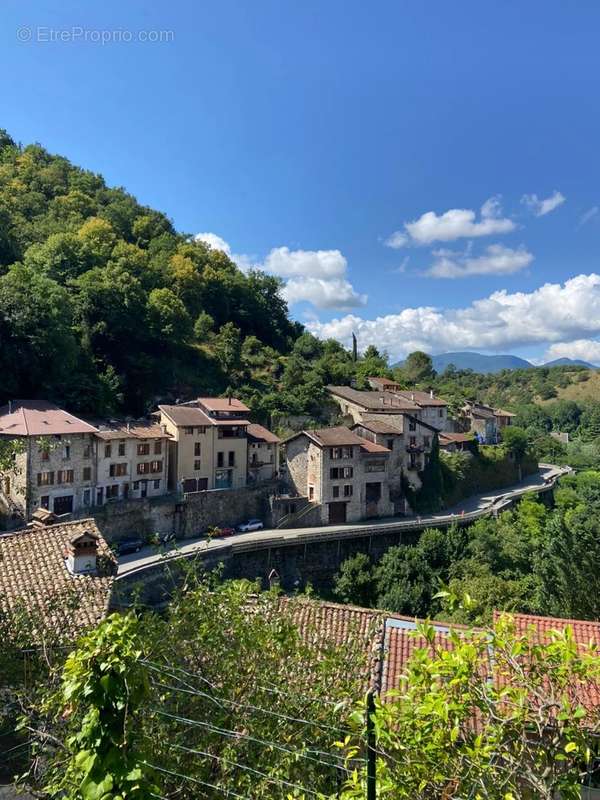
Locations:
237;518;264;533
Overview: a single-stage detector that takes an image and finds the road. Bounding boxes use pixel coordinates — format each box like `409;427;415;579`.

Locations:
116;464;569;578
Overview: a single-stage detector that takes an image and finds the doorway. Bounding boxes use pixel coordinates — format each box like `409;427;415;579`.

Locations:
328;501;347;524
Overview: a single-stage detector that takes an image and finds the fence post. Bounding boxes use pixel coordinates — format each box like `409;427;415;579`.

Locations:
366;690;376;800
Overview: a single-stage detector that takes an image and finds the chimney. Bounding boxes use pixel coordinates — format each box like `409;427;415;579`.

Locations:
66;531;99;575
160;423;168;434
8;400;12;414
430;389;434;399
411;393;415;402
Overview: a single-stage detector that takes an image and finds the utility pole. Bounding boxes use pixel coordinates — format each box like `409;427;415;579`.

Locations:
366;690;376;800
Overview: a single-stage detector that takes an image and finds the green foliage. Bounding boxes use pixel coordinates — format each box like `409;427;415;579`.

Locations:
43;613;158;800
330;472;600;625
335;612;600;800
399;350;436;383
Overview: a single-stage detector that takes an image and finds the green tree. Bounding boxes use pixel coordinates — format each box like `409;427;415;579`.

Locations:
193;310;215;341
147;287;192;342
333;553;376;607
403;350;436;383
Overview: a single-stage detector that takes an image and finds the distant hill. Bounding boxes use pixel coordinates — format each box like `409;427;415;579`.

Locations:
429;352;533;374
392;351;598;374
542;357;596;368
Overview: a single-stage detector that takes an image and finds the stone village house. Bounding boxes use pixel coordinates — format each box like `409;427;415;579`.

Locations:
284;426;395;525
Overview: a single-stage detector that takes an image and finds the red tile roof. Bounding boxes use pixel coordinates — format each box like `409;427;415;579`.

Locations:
92;421;171;441
197;397;250;413
359;439;391;454
0;400;98;437
159;404;213;427
328;386;421;412
303;426;369;447
0;519;116;635
247;423;281;444
394;390;447;408
439;432;473;444
494;611;600;650
354;419;403;435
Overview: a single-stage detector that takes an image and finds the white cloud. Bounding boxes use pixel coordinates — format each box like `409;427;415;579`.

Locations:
262;247;366;309
385;196;515;248
307;274;600;362
426;243;533;279
195;232;232;254
543;339;600;365
194;236;366;310
578;206;599;228
282;277;367;310
521;190;565;217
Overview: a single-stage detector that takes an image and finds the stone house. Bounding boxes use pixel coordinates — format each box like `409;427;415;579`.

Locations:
461;402;516;444
284;426;394;525
328;384;450;432
92;421;171;505
0;400;100;521
247;423;280;484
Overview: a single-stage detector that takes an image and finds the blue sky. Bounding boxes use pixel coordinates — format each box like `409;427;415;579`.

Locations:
3;0;600;363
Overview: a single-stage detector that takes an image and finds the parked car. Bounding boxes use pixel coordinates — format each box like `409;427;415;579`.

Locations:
117;537;145;556
213;526;235;537
237;519;264;533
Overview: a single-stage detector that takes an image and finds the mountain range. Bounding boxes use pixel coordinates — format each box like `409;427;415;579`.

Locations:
395;351;597;374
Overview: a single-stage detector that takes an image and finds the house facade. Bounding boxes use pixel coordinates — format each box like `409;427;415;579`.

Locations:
328;384;450;432
92;422;171;505
462;402;515;444
158;398;277;493
0;400;100;520
247;423;280;484
284;426;394;525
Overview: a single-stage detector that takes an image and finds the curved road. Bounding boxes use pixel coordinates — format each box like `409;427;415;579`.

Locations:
117;464;569;579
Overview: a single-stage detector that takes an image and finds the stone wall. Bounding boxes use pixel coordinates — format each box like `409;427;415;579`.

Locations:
88;481;278;543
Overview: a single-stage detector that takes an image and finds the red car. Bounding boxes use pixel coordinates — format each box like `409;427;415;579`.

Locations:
213;526;235;538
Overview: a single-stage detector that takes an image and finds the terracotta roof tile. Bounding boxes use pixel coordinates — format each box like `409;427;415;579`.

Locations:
92;421;171;441
158;404;214;427
246;423;281;444
359;439;391;454
394;390;447;408
0;400;98;437
197;397;250;413
0;519;115;636
327;386;420;412
354;419;404;435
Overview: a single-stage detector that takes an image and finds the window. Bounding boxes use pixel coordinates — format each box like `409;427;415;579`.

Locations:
106;485;119;499
37;471;54;486
154;440;162;455
408;419;416;431
439;409;444;418
83;466;92;481
40;448;50;461
63;445;71;459
217;452;224;468
118;442;126;457
40;495;50;509
57;470;74;484
330;446;353;459
228;451;235;467
194;442;201;457
332;485;340;498
137;443;150;456
423;436;430;448
83;444;91;459
387;439;394;451
308;486;314;500
153;479;161;490
133;481;140;490
409;436;417;447
194;460;202;471
105;444;112;458
109;463;127;477
343;484;353;497
184;426;194;435
365;460;386;473
330;466;353;479
83;489;91;506
150;460;163;474
137;462;150;475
